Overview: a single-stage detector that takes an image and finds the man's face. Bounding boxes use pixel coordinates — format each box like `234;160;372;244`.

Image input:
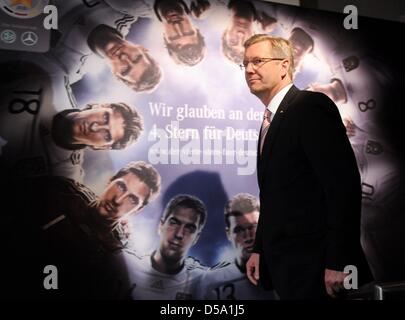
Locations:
163;11;199;49
104;40;152;87
98;172;150;221
227;211;259;263
244;41;285;96
226;16;254;56
289;33;312;70
158;207;201;263
69;104;125;149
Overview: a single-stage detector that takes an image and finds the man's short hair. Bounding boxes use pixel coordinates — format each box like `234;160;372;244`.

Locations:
244;34;295;79
154;0;190;22
110;161;161;208
85;102;143;150
161;195;207;230
228;0;258;19
224;193;260;229
164;29;206;66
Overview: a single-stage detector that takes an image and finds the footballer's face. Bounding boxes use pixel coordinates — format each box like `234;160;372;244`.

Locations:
158;207;201;263
98;173;150;221
67;104;125;150
227;211;259;264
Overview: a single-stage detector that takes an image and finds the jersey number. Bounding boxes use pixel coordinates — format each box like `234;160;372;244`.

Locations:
358;99;376;112
215;283;236;300
8;89;42;115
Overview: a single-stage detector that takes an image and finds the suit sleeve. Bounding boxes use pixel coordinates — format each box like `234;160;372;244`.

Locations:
253;209;263;253
300;93;362;271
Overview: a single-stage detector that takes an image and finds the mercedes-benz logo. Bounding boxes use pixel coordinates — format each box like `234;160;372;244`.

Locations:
21;31;38;46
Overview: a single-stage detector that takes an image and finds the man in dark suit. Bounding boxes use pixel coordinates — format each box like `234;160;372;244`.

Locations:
243;34;371;299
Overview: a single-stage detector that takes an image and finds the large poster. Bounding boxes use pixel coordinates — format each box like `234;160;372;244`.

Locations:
1;0;404;299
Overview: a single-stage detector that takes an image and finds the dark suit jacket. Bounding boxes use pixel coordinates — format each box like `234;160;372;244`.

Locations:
254;85;372;299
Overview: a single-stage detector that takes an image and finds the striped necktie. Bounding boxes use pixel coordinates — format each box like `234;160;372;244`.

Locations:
260;109;272;155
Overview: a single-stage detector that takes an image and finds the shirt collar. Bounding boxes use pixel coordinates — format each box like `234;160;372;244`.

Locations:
267;83;293;114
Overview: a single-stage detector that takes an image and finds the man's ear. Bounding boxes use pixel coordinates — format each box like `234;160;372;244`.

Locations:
280;58;289;77
192;231;201;246
280;59;290;79
158;218;164;236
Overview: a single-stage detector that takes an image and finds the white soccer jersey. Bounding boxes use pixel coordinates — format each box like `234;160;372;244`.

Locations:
328;55;390;129
121;250;208;300
45;0;153;84
348;122;400;208
0;63;84;181
203;261;276;300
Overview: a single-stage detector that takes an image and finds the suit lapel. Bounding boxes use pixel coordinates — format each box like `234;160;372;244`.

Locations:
258;85;300;188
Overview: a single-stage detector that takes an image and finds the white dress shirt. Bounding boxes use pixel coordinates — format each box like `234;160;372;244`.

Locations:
266;83;294;121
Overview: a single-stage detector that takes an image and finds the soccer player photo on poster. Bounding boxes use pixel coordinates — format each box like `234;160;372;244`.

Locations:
1;0;404;300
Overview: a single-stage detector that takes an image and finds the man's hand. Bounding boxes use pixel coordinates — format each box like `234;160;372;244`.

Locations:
343;117;356;138
246;253;260;285
325;268;348;298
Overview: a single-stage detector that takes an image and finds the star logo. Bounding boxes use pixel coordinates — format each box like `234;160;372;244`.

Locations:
21;30;38;46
